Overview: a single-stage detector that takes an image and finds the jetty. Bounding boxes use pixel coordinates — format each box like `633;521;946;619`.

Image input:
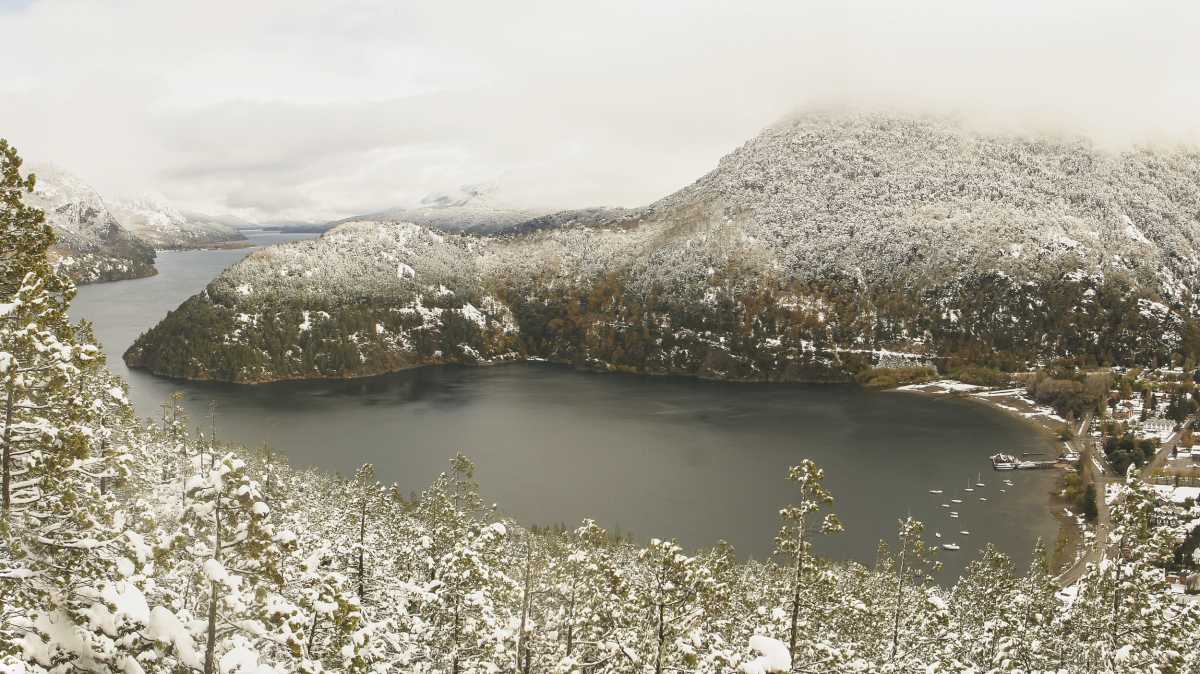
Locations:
992;452;1056;470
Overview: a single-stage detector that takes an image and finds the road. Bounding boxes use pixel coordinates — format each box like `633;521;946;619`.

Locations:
1056;411;1104;586
1054;414;1194;587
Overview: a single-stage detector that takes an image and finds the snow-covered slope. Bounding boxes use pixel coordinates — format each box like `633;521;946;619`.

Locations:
125;112;1200;383
25;165;157;284
331;183;550;234
108;195;247;250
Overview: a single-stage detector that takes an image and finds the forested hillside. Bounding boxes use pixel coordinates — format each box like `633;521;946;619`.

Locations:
127;112;1200;384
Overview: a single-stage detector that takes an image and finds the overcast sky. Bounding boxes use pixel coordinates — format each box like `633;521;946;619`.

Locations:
2;0;1198;223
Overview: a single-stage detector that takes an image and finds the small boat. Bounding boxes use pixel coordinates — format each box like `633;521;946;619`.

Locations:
929;489;943;494
978;497;988;502
992;453;1019;470
951;499;963;504
975;473;985;487
942;543;961;551
999;489;1007;493
959;531;970;535
935;532;942;538
964;487;974;492
940;503;950;508
950;513;959;519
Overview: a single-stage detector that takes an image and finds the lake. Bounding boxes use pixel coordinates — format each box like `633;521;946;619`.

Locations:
71;232;1061;578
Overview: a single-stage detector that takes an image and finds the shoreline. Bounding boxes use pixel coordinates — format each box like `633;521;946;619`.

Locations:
894;381;1082;573
122;352;857;387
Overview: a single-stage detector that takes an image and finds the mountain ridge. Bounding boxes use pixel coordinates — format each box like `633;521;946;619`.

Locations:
25;164;158;284
124;111;1200;383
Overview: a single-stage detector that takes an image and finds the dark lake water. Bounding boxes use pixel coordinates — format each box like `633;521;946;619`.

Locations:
71;232;1060;579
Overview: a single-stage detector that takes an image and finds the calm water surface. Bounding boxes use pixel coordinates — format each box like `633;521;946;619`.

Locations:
72;232;1060;579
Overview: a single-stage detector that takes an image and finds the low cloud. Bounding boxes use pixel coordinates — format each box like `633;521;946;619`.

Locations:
2;0;1198;223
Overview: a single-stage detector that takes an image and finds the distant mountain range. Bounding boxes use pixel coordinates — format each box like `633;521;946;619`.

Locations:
125;111;1200;383
26;165;247;284
107;194;245;250
328;183;551;235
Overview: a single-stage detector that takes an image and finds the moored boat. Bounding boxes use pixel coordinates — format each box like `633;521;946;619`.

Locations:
991;452;1019;470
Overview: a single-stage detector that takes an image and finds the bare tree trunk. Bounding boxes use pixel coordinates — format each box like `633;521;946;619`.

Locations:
655;559;666;674
655;598;665;674
788;525;806;660
1;379;14;516
204;494;223;674
515;541;534;672
452;601;461;674
889;544;907;661
307;610;319;659
564;580;577;657
357;486;368;602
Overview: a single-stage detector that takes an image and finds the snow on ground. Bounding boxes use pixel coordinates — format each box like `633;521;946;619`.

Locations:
1150;485;1200;504
740;636;790;674
897;379;984;393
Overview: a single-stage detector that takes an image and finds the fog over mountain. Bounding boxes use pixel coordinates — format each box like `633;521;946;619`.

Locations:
2;0;1199;223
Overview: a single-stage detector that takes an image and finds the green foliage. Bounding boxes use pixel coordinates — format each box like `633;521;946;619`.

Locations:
1082;483;1098;521
950;365;1011;387
855;365;938;390
1024;370;1111;418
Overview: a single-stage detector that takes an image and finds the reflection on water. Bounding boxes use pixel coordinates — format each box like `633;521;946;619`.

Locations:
72;234;1060;578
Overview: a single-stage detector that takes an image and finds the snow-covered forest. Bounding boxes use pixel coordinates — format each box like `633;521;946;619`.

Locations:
5;136;1200;673
126;112;1200;384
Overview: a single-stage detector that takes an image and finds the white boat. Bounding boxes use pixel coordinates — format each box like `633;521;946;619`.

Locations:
942;543;960;550
975;473;985;487
992;453;1019;470
929;489;943;494
935;532;942;538
959;531;970;535
979;497;988;502
940;503;950;508
999;489;1007;493
950;513;959;518
951;499;963;504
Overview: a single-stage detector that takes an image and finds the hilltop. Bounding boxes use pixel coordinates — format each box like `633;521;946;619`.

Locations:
125;111;1200;383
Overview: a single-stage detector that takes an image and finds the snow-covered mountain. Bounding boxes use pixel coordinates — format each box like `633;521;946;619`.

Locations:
25;165;157;284
331;183;551;234
108;194;247;250
125;111;1200;383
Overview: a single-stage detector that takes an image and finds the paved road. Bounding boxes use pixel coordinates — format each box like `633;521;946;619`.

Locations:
1056;411;1105;586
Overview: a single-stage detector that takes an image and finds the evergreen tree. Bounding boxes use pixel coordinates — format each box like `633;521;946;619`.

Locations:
174;454;306;673
773;459;842;664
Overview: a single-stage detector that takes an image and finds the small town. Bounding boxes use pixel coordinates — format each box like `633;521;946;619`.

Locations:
904;365;1200;601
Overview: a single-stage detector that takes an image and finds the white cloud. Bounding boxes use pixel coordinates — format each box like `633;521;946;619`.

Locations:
2;0;1198;223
